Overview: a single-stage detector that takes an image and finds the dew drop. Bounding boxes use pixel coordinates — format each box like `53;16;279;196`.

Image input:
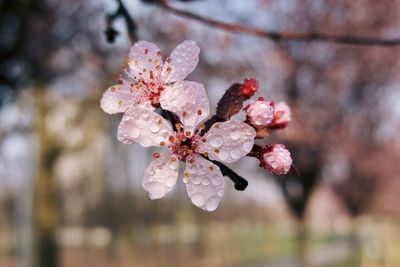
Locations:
188;165;198;174
217;190;224;197
191;193;206;207
212;176;222;186
202;178;210;186
139;136;152;147
230;149;242;160
218;150;229;161
208;135;223;148
205;196;220;211
165;176;176;187
242;141;253;152
130;128;141;138
169;162;178;170
142;111;150;119
150;123;160;133
230;131;241;141
192;176;201;185
147;183;166;199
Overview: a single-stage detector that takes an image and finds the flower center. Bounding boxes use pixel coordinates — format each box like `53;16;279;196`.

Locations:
147;82;164;107
169;131;201;162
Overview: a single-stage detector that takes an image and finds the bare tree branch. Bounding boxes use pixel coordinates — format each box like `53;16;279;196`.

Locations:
159;0;400;47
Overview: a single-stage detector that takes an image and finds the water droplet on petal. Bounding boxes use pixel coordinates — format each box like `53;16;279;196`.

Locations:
169;162;178;170
212;176;222;186
191;193;206;207
218;150;228;161
147;183;166;199
142;111;150;119
217;190;224;197
202;179;210;186
208;135;223;148
139;136;152;147
242;141;253;152
231;149;242;160
130;128;141;138
192;176;201;185
150;123;160;133
230;131;241;141
205;196;220;211
165;177;176;187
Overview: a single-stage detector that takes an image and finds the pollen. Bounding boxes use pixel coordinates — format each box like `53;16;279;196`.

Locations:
152;152;160;159
175;123;182;130
148;58;153;62
160;141;165;146
155;65;161;71
184;172;190;178
111;87;116;92
166;57;172;63
214;148;220;154
169;136;175;143
158;118;163;124
170;157;177;162
166;67;172;73
185;131;191;137
157;50;162;56
118;100;123;106
214;123;220;129
197;110;202;116
182;111;188;118
144;49;149;54
208;166;214;171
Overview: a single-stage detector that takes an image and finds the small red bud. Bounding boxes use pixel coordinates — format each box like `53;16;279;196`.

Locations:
241;78;259;98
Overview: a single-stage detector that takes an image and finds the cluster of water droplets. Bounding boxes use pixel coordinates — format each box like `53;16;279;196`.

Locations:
143;151;180;199
260;144;292;175
245;99;274;129
184;156;224;211
117;107;172;147
199;121;256;164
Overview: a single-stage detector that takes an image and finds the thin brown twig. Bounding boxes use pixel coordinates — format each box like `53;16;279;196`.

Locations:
159;0;400;47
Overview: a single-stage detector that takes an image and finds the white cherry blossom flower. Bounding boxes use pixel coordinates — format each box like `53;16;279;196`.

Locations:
100;40;200;113
117;82;256;211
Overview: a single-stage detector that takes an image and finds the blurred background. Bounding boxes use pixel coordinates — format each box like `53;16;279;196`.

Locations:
1;0;400;266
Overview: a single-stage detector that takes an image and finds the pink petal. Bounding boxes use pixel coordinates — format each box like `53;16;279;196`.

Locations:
117;106;173;147
184;156;224;211
100;83;140;114
199;121;256;164
128;41;163;81
143;151;180;199
159;81;210;134
162;40;200;83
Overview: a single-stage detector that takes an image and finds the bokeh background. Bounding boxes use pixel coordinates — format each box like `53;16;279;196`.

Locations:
1;0;400;267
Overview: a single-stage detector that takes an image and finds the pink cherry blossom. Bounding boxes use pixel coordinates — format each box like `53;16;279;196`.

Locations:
117;82;256;211
244;97;274;129
100;40;200;114
259;144;292;175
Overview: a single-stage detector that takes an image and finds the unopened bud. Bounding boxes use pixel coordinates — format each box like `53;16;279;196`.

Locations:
245;98;274;129
259;144;292;175
269;101;291;129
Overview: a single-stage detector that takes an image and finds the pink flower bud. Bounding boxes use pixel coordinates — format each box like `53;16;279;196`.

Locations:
259;144;292;175
240;78;259;98
269;101;291;129
244;97;274;129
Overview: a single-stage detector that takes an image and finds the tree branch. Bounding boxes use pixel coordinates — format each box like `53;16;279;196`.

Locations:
158;0;400;47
